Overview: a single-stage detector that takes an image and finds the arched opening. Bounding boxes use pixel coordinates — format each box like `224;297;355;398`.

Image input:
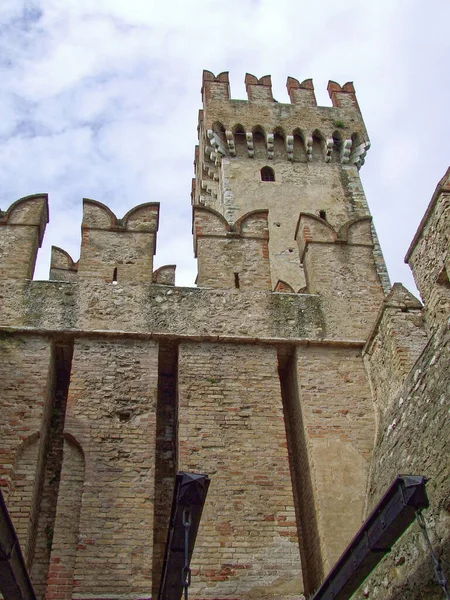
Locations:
233;124;247;157
273;128;285;159
332;131;343;162
319;210;327;221
113;267;118;284
252;126;266;160
293;131;307;162
261;166;275;182
312;131;325;160
212;121;227;145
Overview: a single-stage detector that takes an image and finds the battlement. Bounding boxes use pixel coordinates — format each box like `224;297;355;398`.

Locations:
50;246;79;281
0;195;170;284
193;206;271;289
197;71;369;170
0;194;49;279
405;167;450;330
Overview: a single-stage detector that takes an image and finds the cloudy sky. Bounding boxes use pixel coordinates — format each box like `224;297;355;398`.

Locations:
1;0;449;295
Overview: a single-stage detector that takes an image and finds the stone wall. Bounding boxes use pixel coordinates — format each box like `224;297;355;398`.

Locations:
406;168;450;332
354;318;450;600
295;345;376;573
0;194;48;279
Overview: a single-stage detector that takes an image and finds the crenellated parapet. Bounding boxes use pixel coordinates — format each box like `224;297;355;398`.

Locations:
194;70;370;188
78;199;160;283
295;213;385;338
50;246;79;281
363;283;427;415
405;166;450;331
295;213;373;262
152;264;176;286
193;206;271;289
286;77;317;107
0;194;49;279
244;73;274;102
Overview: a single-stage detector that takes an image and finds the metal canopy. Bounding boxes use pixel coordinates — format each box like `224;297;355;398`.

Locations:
312;475;429;600
158;471;210;600
0;488;36;600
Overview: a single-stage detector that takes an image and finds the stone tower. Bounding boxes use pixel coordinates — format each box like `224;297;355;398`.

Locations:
1;71;448;600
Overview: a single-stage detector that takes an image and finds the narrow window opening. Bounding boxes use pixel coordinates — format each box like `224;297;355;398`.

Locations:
261;166;275;182
319;210;327;221
234;272;240;289
113;267;118;285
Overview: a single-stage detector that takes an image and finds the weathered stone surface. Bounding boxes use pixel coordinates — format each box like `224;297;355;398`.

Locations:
406;168;450;332
355;319;450;600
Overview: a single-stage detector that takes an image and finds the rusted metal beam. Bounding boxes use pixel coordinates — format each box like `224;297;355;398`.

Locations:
0;488;36;600
312;475;429;600
158;472;210;600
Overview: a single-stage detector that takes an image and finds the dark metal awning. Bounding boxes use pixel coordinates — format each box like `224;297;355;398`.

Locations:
158;471;210;600
0;488;37;600
312;475;429;600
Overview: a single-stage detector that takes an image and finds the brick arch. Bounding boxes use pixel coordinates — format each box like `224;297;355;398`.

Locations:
46;433;85;600
8;432;41;558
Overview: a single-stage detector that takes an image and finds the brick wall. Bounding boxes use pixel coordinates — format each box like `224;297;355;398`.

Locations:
178;342;303;599
295;345;376;572
55;338;159;598
0;335;53;563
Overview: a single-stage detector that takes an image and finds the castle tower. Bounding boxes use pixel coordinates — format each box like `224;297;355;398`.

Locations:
194;71;390;297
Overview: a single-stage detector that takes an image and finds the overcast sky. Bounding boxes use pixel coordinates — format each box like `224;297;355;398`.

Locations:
1;0;449;296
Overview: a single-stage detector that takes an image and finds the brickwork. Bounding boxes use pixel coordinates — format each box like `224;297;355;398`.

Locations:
194;207;271;289
354;319;450;600
0;194;48;279
0;335;53;559
78;199;159;283
46;436;85;600
50;247;78;281
297;215;386;340
59;338;159;598
363;283;428;415
295;345;376;572
31;344;73;598
178;342;303;599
